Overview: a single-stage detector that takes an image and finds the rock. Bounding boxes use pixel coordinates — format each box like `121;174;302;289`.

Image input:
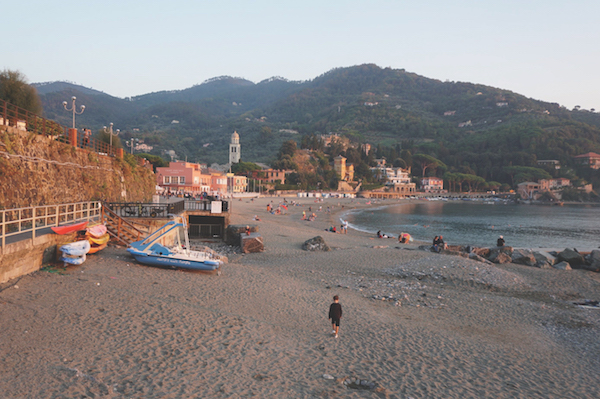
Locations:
582;250;600;272
302;236;330;252
553;261;572;270
418;245;434;252
511;249;536;266
487;246;513;263
240;233;264;254
533;251;556;267
225;224;258;246
473;247;490;258
323;374;334;380
557;248;584;267
490;251;512;264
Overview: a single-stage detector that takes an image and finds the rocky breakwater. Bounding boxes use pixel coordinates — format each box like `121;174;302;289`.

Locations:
420;244;600;273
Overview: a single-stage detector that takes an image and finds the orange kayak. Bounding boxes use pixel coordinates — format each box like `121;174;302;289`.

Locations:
51;221;88;235
88;242;107;254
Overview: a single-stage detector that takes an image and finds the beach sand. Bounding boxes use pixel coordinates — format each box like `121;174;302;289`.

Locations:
1;196;599;398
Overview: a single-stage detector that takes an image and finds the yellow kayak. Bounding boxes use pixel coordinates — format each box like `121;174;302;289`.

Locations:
88;233;109;245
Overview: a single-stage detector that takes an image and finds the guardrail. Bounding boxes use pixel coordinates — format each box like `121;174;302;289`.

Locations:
1;201;102;247
106;200;185;218
185;199;229;213
0;99;119;157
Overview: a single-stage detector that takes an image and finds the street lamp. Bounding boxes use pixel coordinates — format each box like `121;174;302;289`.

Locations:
103;123;120;147
62;96;85;129
126;138;138;154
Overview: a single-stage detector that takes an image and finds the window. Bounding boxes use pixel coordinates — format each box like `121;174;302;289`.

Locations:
194;177;199;184
179;176;186;184
164;176;171;184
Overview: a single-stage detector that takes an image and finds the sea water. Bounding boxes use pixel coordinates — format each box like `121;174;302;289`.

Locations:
342;200;600;250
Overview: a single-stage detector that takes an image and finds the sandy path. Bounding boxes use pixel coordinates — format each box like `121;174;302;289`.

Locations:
1;196;599;398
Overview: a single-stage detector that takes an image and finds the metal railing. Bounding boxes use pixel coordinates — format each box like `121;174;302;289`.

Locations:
185;199;229;213
106;200;185;218
0;99;118;157
0;99;67;137
1;201;102;247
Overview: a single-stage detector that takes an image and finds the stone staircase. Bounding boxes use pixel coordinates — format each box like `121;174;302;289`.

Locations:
101;204;148;245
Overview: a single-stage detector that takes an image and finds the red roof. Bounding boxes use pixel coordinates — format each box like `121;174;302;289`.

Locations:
574;152;600;158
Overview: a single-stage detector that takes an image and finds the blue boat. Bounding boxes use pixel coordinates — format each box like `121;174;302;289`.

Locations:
127;219;222;271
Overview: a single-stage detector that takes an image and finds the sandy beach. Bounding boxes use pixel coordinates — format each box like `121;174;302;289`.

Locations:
1;196;599;398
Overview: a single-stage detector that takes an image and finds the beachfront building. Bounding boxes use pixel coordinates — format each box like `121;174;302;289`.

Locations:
227;173;248;193
229;131;241;165
248;169;294;184
574;152;600;169
517;181;541;200
334;155;354;181
156;161;211;195
539;178;571;191
421;177;445;193
369;165;417;195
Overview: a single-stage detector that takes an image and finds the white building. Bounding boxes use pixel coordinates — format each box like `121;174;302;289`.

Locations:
229;131;241;165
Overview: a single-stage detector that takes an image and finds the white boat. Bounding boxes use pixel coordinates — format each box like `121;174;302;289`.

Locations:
127;219;222;271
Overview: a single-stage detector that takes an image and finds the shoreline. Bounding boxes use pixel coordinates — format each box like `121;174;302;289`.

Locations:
0;195;599;397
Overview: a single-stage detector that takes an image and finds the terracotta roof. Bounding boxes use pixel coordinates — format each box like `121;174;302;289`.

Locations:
574;152;600;158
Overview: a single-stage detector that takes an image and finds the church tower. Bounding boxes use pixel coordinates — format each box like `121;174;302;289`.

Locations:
229;131;241;165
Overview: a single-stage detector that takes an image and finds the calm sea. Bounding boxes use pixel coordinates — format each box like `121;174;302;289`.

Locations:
342;200;600;250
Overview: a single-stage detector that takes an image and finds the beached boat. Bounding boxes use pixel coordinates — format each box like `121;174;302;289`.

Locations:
88;233;109;245
60;240;91;257
60;254;87;265
127;219;222;271
86;224;107;238
51;221;89;235
88;242;107;254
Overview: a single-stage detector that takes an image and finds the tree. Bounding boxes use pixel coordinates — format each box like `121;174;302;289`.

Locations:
231;161;262;174
413;154;446;177
278;140;297;158
0;69;42;114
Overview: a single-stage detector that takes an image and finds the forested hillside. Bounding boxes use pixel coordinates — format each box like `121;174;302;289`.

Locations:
34;64;600;190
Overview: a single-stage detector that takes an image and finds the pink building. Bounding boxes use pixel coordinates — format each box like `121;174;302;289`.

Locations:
421;177;444;192
156;161;212;195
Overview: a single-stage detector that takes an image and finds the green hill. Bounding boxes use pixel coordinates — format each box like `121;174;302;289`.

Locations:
35;65;600;190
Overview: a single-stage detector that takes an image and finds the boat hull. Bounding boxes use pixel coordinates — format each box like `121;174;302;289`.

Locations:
52;221;89;235
61;240;91;257
127;249;220;271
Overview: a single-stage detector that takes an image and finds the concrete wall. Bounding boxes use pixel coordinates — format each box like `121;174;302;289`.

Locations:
0;233;75;284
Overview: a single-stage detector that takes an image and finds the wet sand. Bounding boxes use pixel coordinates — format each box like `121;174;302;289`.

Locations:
1;196;599;398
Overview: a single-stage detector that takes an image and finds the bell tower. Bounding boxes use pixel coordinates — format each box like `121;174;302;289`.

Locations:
229;131;241;165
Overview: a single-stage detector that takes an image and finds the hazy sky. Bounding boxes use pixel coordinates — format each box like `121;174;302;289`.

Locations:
5;0;599;109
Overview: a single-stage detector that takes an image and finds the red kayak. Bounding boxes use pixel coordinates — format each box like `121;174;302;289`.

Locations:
51;221;89;235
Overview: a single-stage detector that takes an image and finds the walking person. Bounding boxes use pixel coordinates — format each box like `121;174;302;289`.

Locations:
328;295;343;338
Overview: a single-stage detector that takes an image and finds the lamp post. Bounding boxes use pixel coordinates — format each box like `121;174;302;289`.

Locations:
126;138;137;154
62;96;85;129
103;123;120;147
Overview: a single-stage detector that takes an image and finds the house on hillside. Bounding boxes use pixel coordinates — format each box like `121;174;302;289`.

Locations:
370;165;416;195
574;152;600;169
537;159;560;170
539;178;571;191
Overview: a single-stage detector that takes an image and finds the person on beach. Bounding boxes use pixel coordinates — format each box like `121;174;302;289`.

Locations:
329;295;342;338
497;235;505;247
341;220;348;234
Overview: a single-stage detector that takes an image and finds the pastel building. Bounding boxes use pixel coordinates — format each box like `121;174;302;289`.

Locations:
156;161;211;194
421;177;444;192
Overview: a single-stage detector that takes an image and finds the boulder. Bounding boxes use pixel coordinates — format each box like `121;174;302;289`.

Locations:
557;248;585;268
302;236;330;252
488;246;513;263
473;247;491;258
533;251;556;267
511;249;536;266
240;233;264;254
552;261;572;270
226;224;258;246
490;251;512;264
582;250;600;272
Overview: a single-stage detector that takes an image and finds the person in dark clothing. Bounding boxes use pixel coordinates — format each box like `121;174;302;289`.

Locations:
328;295;343;338
497;235;505;247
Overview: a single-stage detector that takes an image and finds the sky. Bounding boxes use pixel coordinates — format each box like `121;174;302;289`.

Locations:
4;0;599;110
